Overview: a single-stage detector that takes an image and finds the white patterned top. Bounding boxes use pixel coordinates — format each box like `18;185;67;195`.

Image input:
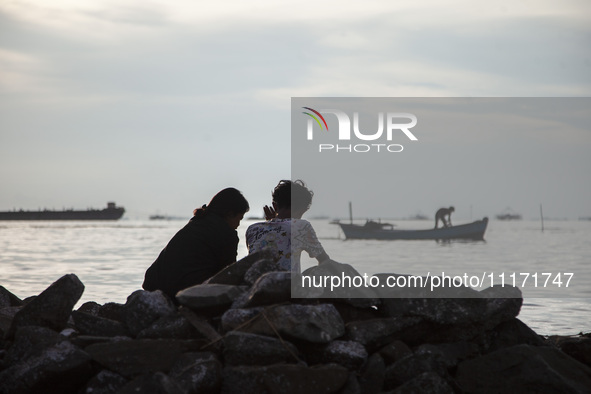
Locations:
245;218;326;273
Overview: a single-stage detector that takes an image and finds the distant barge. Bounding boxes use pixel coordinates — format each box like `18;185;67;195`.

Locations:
0;202;125;221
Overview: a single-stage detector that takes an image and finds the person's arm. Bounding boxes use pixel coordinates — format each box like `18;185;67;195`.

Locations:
316;251;330;264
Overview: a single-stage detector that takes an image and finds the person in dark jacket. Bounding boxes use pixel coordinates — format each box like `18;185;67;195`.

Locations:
142;187;249;299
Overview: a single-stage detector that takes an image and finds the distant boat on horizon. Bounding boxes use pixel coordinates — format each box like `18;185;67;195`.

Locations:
149;214;184;221
496;207;522;221
0;202;125;221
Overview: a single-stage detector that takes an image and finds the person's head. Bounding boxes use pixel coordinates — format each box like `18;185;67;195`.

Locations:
194;187;249;229
272;180;313;218
449;206;455;212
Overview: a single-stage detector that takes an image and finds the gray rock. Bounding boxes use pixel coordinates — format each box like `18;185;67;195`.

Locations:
205;249;275;285
380;297;487;326
81;370;128;394
72;311;129;337
358;353;386;394
378;340;413;365
70;334;132;348
97;302;126;322
222;363;349;394
380;285;522;328
123;290;176;337
479;285;523;329
244;259;283;285
483;318;545;353
0;306;20;338
220;307;264;333
4;326;62;365
176;284;247;315
330;302;382;324
118;372;184;394
546;334;591;367
136;313;201;339
314;340;368;370
169;352;222;394
8;274;84;337
238;303;345;343
339;374;362;394
85;338;205;378
0;340;92;394
345;317;423;351
455;344;591;393
414;341;478;368
384;353;449;391
0;286;23;308
232;271;291;309
223;331;300;366
390;372;455;394
76;301;101;315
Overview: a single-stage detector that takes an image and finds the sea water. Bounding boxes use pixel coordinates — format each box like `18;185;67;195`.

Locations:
1;218;589;336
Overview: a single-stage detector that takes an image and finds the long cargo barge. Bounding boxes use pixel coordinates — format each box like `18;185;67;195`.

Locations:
0;202;125;220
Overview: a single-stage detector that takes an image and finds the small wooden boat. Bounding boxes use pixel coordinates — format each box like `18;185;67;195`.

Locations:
335;217;488;240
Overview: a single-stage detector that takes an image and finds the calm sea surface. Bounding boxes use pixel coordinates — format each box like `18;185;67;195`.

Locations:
1;218;589;336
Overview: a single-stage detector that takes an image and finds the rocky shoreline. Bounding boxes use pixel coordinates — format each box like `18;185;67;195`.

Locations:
1;251;590;393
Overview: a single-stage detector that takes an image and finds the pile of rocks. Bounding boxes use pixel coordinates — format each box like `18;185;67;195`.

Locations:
1;251;590;393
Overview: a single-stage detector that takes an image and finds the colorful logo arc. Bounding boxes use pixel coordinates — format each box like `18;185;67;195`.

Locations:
302;107;329;131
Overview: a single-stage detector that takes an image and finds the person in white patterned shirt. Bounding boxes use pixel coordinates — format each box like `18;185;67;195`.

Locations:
246;180;329;273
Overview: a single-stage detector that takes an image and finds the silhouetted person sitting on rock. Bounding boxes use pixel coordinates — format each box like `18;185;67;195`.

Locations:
246;180;329;273
142;188;249;299
435;206;454;228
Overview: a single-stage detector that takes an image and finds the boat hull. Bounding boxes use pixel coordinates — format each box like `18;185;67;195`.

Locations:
0;203;125;221
337;217;488;240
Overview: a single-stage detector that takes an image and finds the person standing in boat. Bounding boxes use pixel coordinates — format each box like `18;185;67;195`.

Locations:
142;187;249;299
434;206;454;228
246;180;329;273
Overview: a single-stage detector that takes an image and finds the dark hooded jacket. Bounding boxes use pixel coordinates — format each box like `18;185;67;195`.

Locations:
142;212;238;299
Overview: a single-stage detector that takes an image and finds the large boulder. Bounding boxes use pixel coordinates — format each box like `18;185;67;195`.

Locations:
238;303;345;343
8;274;84;337
482;318;545;353
222;363;349;394
85;339;205;378
169;352;222;394
244;259;284;285
123;290;176;337
384;353;450;391
223;331;300;366
176;284;247;315
118;372;184;394
136;313;202;339
205;249;275;285
345;317;423;351
455;343;591;393
220;307;264;333
0;340;93;394
81;370;128;394
4;325;63;366
305;340;368;370
72;311;128;337
390;372;455;394
0;286;23;308
231;271;291;309
357;353;386;394
546;334;591;368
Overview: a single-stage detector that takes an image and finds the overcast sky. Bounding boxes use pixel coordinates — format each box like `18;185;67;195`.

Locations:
1;0;590;220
